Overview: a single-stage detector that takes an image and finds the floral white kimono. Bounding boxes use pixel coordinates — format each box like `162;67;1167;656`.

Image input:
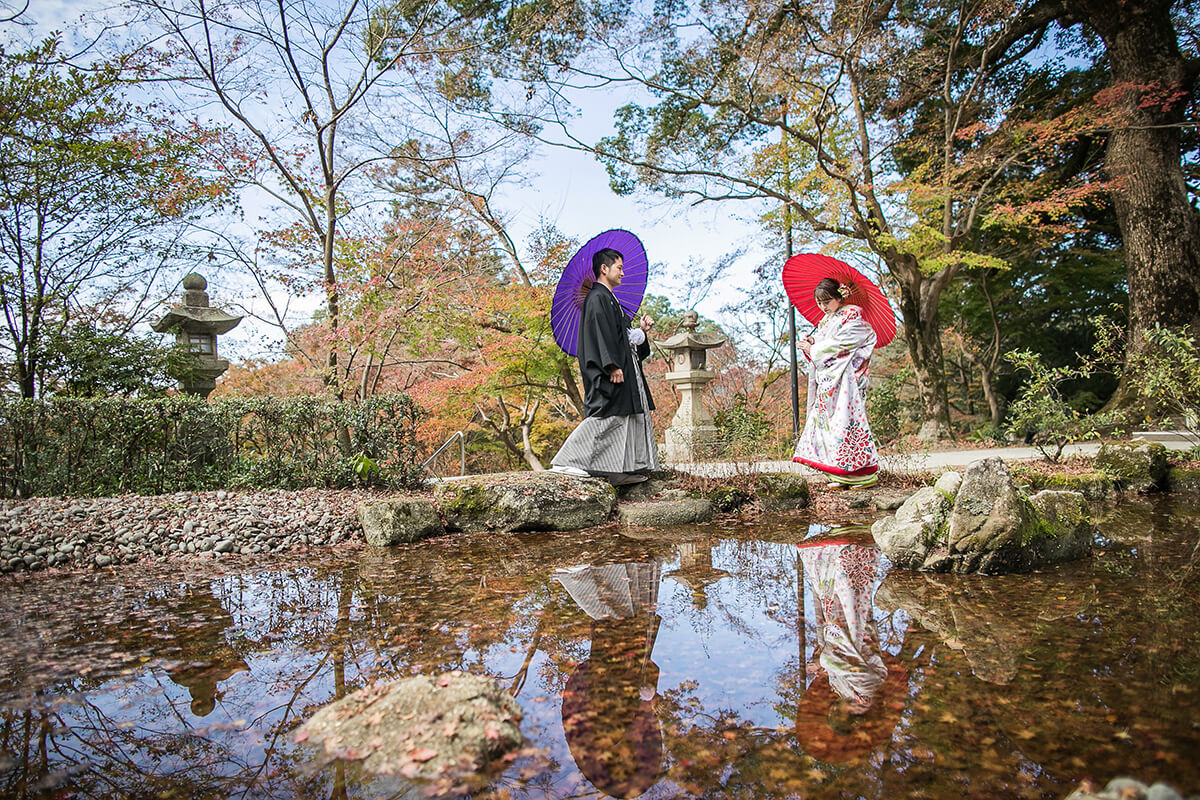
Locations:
797;541;888;711
792;304;879;481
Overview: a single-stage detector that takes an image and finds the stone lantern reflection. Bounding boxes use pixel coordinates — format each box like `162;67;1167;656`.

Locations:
659;310;726;463
151;273;242;398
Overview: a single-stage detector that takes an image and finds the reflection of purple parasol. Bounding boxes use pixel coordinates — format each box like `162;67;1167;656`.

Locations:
551;229;649;356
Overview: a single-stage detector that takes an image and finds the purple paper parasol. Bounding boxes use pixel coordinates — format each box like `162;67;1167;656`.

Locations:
550;229;649;356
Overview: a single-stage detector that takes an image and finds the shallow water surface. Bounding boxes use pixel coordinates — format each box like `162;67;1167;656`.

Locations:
2;496;1198;799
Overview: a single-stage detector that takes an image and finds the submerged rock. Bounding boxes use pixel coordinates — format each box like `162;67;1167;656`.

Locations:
875;571;1021;684
871;458;1094;574
1095;440;1168;492
434;472;615;532
357;497;444;546
1165;465;1200;494
1064;776;1191;800
298;671;523;781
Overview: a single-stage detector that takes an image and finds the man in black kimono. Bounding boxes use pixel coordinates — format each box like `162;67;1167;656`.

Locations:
551;247;658;485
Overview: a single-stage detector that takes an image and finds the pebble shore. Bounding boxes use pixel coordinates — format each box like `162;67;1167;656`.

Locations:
0;489;384;573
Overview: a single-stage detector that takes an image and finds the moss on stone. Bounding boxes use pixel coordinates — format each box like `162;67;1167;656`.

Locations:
1011;468;1115;500
1095;441;1168;490
438;483;491;519
1166;465;1200;493
708;486;751;512
755;473;810;500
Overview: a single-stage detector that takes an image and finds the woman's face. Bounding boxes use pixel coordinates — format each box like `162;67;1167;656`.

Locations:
815;294;841;314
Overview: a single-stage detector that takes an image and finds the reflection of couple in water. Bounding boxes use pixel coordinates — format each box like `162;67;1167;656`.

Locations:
551;539;911;796
796;536;908;762
554;563;665;799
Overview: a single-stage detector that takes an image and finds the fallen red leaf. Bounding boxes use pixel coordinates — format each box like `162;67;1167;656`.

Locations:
409;747;438;762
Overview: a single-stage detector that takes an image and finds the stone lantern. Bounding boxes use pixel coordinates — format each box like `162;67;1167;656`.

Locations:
151;273;242;398
659;310;726;463
667;541;731;610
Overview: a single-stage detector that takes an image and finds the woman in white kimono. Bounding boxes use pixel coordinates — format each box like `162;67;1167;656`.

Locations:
792;278;880;488
795;534;907;763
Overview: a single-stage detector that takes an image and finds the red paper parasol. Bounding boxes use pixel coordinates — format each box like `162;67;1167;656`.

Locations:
782;253;897;348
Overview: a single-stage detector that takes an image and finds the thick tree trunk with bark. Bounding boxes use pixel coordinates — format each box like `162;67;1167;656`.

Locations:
895;273;954;440
1071;0;1200;404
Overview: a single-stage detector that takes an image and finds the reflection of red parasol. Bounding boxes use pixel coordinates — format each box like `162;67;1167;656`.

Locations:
782;254;897;348
794;653;907;763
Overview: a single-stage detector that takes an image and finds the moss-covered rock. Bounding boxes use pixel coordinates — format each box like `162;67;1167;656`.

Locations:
1165;465;1200;494
872;458;1093;574
357;497;445;546
708;486;751;512
754;472;811;511
433;473;615;532
1028;490;1092;563
1014;469;1116;500
298;671;523;781
948;458;1038;556
870;485;954;570
1094;440;1168;492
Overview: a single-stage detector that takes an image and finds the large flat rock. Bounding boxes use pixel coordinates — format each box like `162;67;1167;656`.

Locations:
298;671;522;781
434;472;616;532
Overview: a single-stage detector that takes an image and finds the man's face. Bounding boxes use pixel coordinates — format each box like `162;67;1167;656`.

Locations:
602;257;625;287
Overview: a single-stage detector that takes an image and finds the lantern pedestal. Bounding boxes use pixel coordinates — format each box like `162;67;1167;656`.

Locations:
657;311;726;464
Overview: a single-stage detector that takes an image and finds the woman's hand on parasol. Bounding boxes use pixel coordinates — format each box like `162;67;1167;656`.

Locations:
640;314;654;334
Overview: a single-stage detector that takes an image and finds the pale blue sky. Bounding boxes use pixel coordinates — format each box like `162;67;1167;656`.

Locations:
9;0;779;361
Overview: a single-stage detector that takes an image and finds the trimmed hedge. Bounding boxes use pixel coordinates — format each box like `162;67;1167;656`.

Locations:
0;394;425;497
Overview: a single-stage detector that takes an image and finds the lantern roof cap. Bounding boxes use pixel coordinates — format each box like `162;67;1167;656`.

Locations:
658;310;726;352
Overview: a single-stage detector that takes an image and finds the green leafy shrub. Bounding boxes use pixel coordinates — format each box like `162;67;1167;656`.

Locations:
714;394;773;456
1003;350;1120;462
868;367;911;445
0;394;424;497
1091;318;1200;443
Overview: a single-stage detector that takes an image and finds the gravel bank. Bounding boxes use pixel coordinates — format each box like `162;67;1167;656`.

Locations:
0;489;386;574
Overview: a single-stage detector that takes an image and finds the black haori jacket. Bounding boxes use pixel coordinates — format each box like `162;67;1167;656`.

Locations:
577;282;655;418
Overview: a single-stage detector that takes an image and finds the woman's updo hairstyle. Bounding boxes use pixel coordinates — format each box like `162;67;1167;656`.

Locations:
814;277;843;303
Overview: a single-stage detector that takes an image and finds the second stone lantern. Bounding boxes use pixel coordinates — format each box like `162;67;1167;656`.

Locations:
151;273;242;398
658;311;726;463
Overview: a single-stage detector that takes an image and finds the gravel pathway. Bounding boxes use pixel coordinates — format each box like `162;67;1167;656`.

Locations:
0;488;387;574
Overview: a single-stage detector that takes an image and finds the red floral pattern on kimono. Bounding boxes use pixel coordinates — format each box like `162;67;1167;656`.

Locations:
792;305;880;476
797;542;888;710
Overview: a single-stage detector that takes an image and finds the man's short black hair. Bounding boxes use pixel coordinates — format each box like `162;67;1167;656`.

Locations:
592;247;623;279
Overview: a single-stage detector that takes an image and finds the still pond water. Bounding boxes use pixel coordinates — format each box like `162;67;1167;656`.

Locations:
2;495;1199;800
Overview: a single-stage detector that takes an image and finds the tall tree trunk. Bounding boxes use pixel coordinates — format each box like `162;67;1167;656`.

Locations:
896;273;954;439
965;349;1005;428
521;399;545;471
1072;0;1200;404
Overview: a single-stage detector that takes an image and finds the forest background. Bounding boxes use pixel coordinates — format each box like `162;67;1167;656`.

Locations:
1;0;1198;479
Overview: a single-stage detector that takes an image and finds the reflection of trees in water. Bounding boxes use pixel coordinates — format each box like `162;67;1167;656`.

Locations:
0;574;332;799
5;508;1198;799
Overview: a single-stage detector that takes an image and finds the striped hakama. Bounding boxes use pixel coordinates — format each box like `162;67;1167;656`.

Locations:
552;342;659;477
